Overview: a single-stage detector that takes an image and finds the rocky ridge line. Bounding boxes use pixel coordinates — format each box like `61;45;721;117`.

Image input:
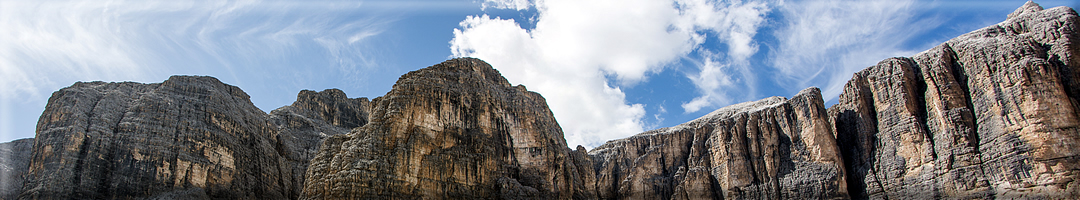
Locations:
588;88;848;199
0;1;1075;199
13;76;367;199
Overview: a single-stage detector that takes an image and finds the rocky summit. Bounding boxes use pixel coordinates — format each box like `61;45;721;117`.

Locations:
0;1;1078;200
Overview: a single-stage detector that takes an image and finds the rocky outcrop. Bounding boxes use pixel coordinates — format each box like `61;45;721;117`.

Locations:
828;1;1080;199
270;89;369;199
0;138;33;200
20;76;366;199
301;58;596;199
588;88;848;199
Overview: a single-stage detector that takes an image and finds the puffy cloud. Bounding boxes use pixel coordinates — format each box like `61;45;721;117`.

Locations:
452;0;771;148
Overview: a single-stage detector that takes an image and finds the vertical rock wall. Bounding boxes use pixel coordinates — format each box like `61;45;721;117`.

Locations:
6;2;1079;199
300;58;596;199
829;2;1080;199
0;138;33;200
589;88;849;199
19;77;368;199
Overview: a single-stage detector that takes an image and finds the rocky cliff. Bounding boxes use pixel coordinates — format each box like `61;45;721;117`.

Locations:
589;88;847;199
300;58;596;199
5;1;1079;200
829;2;1080;199
0;138;33;200
18;77;366;199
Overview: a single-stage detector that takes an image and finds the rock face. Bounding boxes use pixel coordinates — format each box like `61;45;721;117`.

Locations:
269;89;370;199
20;76;365;199
301;58;596;199
828;2;1080;199
9;2;1080;200
589;88;848;199
0;138;33;200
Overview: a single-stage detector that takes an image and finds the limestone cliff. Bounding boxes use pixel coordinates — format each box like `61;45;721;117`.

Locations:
271;89;370;199
19;77;366;199
301;58;596;199
828;2;1080;199
7;1;1080;200
589;88;848;199
0;138;33;200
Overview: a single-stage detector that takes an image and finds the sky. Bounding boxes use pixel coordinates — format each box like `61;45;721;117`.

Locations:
2;0;1078;149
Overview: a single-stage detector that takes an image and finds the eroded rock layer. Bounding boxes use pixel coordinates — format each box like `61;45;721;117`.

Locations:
20;77;366;199
589;88;848;199
828;2;1080;199
301;58;596;199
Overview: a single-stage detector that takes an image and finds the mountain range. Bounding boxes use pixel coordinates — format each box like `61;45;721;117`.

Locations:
1;1;1078;199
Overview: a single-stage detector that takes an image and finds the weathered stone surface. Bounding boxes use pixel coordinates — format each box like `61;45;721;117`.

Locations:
22;77;288;199
270;89;369;199
0;138;33;200
19;76;365;199
10;2;1080;199
301;58;596;199
828;1;1080;199
589;88;848;200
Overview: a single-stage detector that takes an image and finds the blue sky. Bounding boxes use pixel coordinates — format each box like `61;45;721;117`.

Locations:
1;0;1077;148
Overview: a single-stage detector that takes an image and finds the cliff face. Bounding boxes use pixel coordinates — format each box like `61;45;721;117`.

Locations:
19;77;366;199
301;58;596;199
589;88;848;199
0;138;33;200
271;89;370;199
7;2;1080;200
829;2;1079;199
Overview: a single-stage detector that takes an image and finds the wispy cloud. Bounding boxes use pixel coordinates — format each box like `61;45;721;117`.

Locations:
452;0;771;148
481;0;532;11
0;0;393;141
678;0;771;113
769;0;939;102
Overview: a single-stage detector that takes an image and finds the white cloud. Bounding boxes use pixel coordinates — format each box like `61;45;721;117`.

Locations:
769;0;938;102
677;0;769;113
453;0;771;148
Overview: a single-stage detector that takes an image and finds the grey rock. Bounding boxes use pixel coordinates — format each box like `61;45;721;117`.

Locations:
20;76;366;199
270;89;369;199
589;87;848;200
0;138;33;200
300;58;596;199
828;1;1080;199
